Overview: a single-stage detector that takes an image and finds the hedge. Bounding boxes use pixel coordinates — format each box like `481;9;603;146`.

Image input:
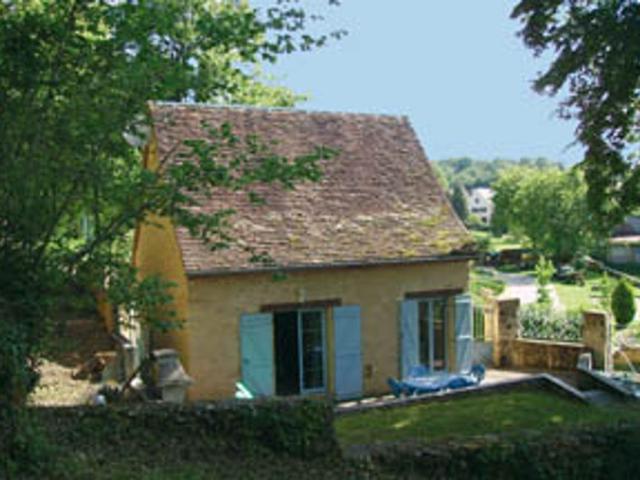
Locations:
23;398;338;473
361;421;640;479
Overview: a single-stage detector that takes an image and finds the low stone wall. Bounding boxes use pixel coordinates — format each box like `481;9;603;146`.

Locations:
510;338;589;370
487;298;610;371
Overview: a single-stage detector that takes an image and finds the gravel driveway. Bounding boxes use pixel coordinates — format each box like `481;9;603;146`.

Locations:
497;271;561;309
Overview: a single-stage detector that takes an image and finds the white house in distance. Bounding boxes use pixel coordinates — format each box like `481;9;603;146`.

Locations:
467;187;494;226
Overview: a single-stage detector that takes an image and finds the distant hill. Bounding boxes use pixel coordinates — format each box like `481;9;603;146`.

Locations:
435;157;563;190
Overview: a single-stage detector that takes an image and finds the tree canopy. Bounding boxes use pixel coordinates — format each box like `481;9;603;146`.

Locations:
512;0;640;225
436;157;562;190
492;167;604;262
0;0;342;471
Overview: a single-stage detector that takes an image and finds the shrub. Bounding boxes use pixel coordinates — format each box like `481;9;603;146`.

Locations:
535;256;555;305
519;304;582;342
612;279;636;327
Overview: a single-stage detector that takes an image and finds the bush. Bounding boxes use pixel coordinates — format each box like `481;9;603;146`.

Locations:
369;421;640;480
535;256;555;305
519;304;582;342
612;279;636;327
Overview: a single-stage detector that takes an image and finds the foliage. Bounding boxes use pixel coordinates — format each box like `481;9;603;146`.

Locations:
2;399;342;479
512;0;640;226
598;273;616;314
0;0;342;470
473;234;491;255
359;420;640;480
450;182;469;222
492;166;604;262
535;256;555;305
612;279;637;327
470;268;505;306
436;156;561;190
519;304;583;342
466;213;488;231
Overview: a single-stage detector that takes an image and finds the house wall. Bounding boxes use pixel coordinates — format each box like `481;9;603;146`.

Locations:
132;136;191;370
185;260;470;400
607;244;640;265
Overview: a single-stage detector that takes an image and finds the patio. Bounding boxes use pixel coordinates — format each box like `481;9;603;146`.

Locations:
335;368;584;415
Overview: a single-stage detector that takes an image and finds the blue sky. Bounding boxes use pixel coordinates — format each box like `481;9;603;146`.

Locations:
258;1;582;165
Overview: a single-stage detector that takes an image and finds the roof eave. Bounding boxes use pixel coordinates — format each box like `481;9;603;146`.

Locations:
185;252;477;278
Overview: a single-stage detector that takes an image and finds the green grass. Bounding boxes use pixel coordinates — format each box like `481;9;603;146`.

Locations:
553;282;595;311
471;268;505;304
551;270;623;312
335;389;640;447
470;230;525;252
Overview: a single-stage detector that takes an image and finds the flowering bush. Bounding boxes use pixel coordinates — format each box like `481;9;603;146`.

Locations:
519;304;582;342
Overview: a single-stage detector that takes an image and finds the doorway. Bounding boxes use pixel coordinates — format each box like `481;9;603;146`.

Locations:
273;309;326;396
418;298;448;371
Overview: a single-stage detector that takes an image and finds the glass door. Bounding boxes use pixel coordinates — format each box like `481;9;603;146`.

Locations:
298;309;326;394
432;299;447;370
418;299;448;371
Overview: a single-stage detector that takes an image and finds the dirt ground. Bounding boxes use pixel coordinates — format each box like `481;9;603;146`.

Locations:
28;316;115;406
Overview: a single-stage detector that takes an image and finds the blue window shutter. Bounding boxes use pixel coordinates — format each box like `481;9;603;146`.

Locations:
400;300;419;378
240;313;274;397
333;305;363;400
455;293;473;373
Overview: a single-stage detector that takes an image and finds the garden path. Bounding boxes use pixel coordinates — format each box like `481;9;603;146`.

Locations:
497;271;562;309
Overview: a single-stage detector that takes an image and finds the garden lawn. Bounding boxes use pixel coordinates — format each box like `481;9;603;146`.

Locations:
551;270;635;312
335;388;640;447
470;230;524;252
470;268;505;304
553;281;595;311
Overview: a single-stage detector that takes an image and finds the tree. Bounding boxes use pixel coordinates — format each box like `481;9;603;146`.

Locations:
512;0;640;225
436;157;561;190
451;182;469;223
492;167;604;262
0;0;342;473
490;166;534;236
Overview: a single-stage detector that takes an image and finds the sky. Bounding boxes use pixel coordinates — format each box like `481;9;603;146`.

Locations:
257;1;583;165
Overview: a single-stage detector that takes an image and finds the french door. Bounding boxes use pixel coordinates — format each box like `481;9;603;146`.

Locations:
273;308;327;395
418;298;447;371
297;309;326;394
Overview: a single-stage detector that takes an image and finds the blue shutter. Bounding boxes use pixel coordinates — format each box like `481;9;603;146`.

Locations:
455;294;473;373
400;300;419;378
240;313;274;397
334;305;363;400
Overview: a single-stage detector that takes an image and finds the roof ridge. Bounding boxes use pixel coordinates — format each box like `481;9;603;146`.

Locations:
150;101;408;121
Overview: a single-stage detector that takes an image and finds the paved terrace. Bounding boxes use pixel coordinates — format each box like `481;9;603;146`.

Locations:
336;368;583;415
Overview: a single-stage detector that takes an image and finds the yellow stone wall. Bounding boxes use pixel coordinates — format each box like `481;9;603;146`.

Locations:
132;135;191;369
186;261;470;400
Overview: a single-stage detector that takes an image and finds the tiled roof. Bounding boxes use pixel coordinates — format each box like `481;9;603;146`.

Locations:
150;103;474;275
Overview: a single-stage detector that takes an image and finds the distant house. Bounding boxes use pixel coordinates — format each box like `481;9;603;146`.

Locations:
607;216;640;265
608;236;640;265
131;103;475;401
467;187;494;225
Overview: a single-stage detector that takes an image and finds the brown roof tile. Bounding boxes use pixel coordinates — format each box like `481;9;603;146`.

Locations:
150;103;473;275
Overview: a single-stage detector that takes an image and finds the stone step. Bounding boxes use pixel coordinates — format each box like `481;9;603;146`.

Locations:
582;389;620;406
